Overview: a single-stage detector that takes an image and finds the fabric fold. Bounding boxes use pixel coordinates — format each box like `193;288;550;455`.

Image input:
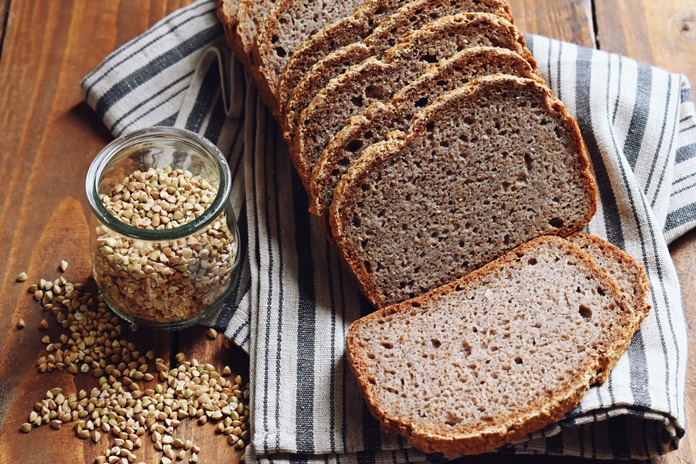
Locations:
81;0;694;461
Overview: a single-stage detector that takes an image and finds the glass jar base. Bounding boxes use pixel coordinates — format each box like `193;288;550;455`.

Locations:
99;281;235;331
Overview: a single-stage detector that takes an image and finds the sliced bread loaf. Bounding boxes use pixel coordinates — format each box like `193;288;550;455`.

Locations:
252;0;365;101
283;0;521;144
308;46;541;227
568;232;652;325
330;75;597;308
346;235;638;455
292;13;533;186
277;0;415;111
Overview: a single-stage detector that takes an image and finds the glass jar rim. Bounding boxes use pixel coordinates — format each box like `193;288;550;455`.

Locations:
86;126;232;241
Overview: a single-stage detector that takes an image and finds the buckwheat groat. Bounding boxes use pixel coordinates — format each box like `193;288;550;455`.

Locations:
93;167;238;324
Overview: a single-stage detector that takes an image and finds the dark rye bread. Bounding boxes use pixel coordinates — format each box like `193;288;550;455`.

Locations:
276;0;416;112
308;46;542;227
252;0;365;103
568;232;652;325
292;13;534;186
330;76;597;308
346;235;638;455
283;0;521;144
277;0;512;111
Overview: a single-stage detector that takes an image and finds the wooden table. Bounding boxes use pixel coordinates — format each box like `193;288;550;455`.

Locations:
0;1;693;463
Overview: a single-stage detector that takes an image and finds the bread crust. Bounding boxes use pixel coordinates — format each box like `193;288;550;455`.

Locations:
330;76;598;308
217;0;244;63
346;235;637;455
567;232;652;363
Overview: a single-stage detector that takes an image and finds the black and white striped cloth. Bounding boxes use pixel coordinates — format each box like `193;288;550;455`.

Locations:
81;0;695;461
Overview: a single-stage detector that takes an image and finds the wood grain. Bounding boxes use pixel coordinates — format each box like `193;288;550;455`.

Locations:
507;0;596;47
0;0;694;463
595;0;696;81
0;1;246;463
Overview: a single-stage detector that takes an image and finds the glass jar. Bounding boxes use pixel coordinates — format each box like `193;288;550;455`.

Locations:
86;127;241;330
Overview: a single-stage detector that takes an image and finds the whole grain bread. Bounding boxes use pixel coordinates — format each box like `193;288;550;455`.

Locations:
252;0;365;102
308;46;542;228
292;13;533;186
277;0;511;111
283;0;520;144
346;235;638;455
276;0;415;112
330;75;597;308
283;0;521;144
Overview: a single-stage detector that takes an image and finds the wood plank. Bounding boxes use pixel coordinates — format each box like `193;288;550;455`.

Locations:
594;2;696;463
506;0;596;48
595;0;696;84
0;1;206;463
0;0;691;463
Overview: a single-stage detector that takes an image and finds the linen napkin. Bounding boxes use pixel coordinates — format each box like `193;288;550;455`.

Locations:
81;0;696;461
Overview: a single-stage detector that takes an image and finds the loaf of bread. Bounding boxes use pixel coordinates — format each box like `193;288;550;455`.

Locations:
277;0;513;113
331;75;597;308
346;235;639;455
216;1;656;456
292;13;533;186
283;0;519;143
309;46;542;228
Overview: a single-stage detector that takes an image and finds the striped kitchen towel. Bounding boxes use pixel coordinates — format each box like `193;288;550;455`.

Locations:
81;0;695;461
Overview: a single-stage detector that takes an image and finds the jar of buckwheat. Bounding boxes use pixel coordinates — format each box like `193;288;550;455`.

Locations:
86;127;241;330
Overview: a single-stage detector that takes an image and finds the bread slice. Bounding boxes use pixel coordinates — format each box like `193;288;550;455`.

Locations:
330;75;597;308
282;0;522;143
346;235;638;455
568;232;652;325
252;0;365;102
308;46;542;228
292;13;533;187
276;0;414;112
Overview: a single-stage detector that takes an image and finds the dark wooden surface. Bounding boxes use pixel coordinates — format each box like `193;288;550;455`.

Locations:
0;1;694;463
